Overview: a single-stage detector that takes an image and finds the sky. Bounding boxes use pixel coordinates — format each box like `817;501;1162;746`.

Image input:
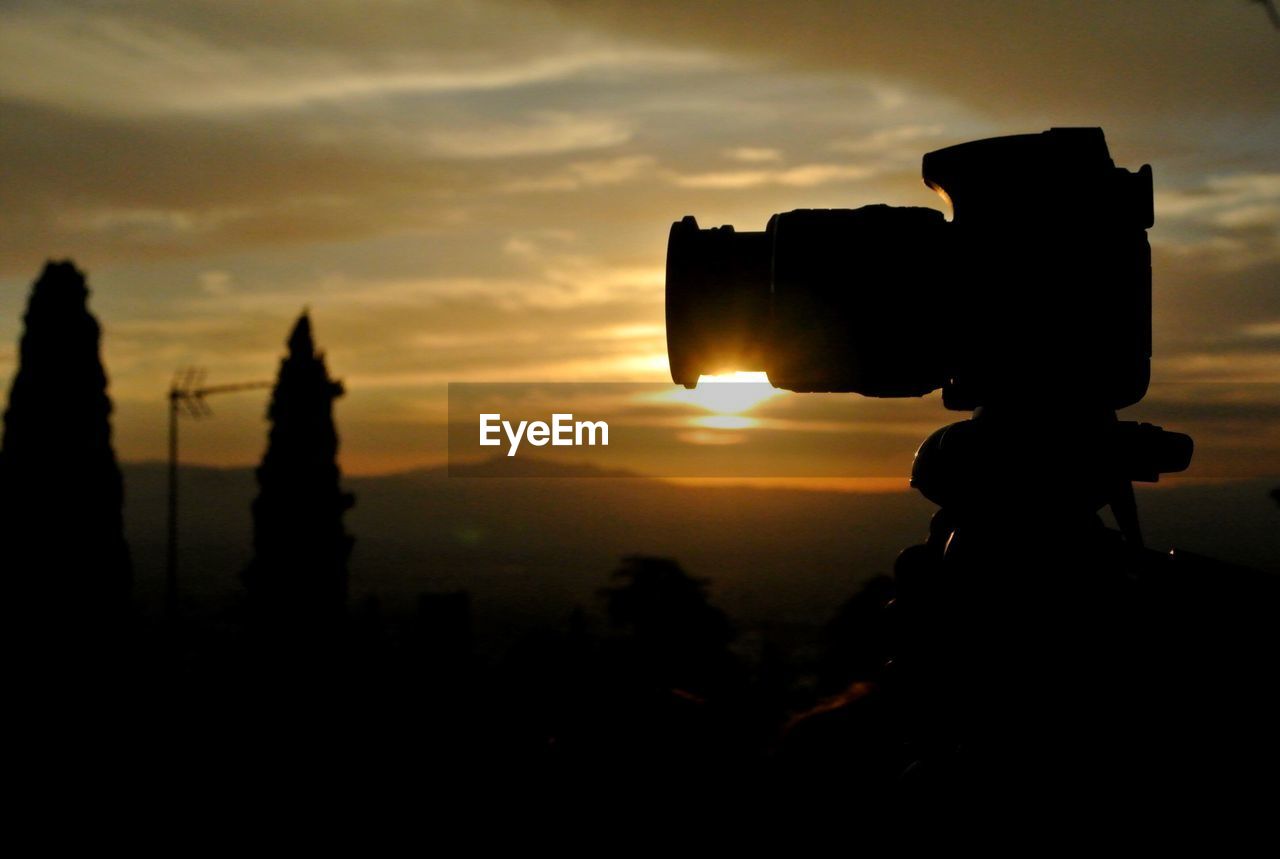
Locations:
0;0;1277;478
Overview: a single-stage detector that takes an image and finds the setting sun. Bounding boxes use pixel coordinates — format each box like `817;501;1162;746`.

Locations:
661;371;785;415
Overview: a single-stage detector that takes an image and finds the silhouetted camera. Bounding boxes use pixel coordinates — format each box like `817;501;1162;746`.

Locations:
666;128;1155;410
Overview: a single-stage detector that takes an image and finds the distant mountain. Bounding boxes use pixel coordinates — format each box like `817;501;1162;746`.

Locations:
445;456;639;478
122;460;1279;635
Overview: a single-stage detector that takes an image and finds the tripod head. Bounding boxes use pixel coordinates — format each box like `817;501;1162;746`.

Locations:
910;406;1193;547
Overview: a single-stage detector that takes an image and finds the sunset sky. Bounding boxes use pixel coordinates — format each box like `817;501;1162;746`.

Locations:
1;1;1277;478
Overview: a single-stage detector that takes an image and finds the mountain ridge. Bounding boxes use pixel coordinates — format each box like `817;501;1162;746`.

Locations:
121;459;1279;632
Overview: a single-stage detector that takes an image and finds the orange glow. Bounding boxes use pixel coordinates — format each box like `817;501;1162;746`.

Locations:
690;415;757;430
928;182;954;221
660;371;784;416
661;476;911;493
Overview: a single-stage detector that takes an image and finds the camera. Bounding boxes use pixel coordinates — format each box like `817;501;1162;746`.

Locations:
666;128;1155;411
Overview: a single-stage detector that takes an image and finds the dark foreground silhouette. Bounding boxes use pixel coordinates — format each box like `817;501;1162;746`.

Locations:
11;541;1280;817
243;311;354;644
0;261;130;673
3;260;1277;827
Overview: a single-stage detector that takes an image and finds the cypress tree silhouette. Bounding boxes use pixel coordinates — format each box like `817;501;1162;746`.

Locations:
243;311;354;640
0;261;131;639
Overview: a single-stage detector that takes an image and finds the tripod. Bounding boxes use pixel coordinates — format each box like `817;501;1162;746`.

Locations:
889;405;1195;801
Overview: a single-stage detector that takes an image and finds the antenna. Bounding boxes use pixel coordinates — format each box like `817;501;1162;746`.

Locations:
166;368;273;620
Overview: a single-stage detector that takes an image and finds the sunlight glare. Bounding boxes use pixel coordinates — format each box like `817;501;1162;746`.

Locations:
664;371;783;415
691;415;757;430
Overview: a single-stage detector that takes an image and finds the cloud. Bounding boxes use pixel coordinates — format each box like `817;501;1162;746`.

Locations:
499;155;657;192
198;270;234;296
1159;174;1280;220
669;163;876;190
0;0;1275;475
423;113;632;158
501;230;576;258
828;125;945;158
0;1;715;116
724;147;782;163
1242;321;1280;341
534;1;1280;121
1156;173;1280;269
0;98;480;269
567;155;657;185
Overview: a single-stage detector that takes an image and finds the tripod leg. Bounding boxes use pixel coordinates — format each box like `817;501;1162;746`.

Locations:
1110;479;1143;549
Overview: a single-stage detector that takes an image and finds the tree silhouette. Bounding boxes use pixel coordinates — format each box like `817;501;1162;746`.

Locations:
0;261;131;638
243;312;354;640
600;555;735;696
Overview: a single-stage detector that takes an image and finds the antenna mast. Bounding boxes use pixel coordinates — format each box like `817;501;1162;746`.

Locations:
166;369;272;620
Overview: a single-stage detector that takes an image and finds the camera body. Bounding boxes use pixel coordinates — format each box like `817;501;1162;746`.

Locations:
666;128;1155;411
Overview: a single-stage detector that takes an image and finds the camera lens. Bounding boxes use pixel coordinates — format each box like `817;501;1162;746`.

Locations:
767;206;948;395
665;216;772;388
665;207;948;395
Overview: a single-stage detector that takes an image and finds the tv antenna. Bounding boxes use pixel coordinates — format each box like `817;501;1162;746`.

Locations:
166;368;272;620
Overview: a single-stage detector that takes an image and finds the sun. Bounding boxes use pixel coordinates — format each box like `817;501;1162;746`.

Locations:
662;371;784;416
